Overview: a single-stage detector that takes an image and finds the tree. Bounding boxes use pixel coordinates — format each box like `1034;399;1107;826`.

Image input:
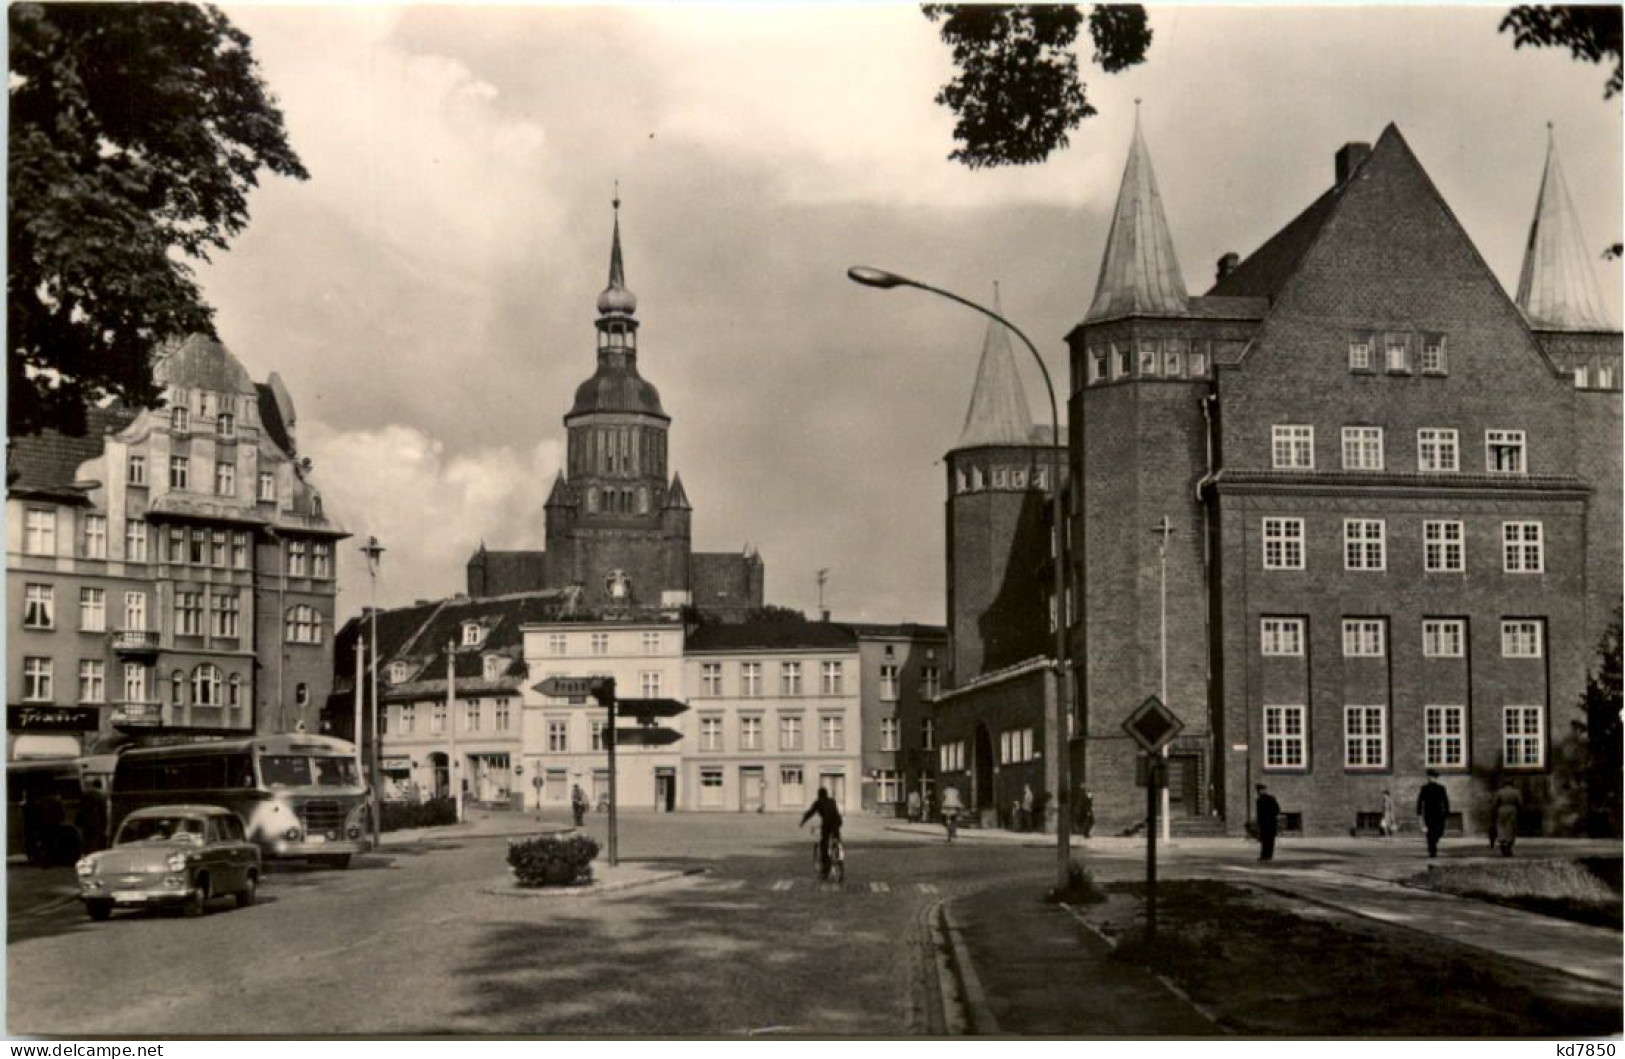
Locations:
1501;5;1623;98
9;3;307;437
922;4;1152;169
1571;610;1622;837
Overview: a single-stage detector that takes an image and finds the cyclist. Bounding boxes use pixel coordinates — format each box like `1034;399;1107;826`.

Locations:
799;786;843;878
941;783;964;844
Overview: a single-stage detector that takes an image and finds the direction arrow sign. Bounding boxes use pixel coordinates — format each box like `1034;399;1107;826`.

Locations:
534;676;608;699
613;727;682;747
616;698;689;720
1122;695;1184;755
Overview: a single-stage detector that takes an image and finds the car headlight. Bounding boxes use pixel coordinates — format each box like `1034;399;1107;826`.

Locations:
166;853;189;872
75;858;96;877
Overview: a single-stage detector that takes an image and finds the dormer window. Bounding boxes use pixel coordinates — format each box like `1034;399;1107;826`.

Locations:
312;493;323;518
172;407;190;432
1384;333;1409;373
1138;339;1158;376
1421;333;1448;375
483;655;503;682
218;413;235;439
387;661;410;685
461;622;484;648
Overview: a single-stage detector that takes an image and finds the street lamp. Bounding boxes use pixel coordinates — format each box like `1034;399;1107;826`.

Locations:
360;535;385;851
847;265;1075;892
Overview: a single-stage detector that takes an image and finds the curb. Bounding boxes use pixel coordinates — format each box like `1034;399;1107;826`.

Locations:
883;825;1052;848
1058;901;1231;1033
939;901;1000;1035
925;899;967;1035
478;867;691;899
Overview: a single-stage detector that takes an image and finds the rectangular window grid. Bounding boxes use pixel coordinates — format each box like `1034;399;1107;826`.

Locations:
1504;706;1544;768
740;662;762;697
879;664;900;702
1263;705;1306;769
1423;521;1465;572
740;716;762;751
1260;617;1304;656
23;584;53;628
1348;333;1372;371
779;714;803;750
701;663;722;696
700;716;722;752
1262;518;1305;570
1342;619;1385;657
1344;519;1386;570
1502;522;1544;572
820;714;844;751
1341;427;1384;471
1425;706;1466;768
1271;425;1315;470
1344;705;1387;768
880;717;899;752
1422;619;1465;658
1486;430;1526;475
1418;429;1459;472
1421;334;1447;374
780;662;802;696
1501;620;1543;658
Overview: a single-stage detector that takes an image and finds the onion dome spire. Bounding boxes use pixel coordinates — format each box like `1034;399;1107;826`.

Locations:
1516;125;1614;331
1086;104;1189;321
955;282;1036;449
597;187;638;317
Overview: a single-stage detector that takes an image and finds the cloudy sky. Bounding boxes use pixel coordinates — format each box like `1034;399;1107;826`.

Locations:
198;4;1623;624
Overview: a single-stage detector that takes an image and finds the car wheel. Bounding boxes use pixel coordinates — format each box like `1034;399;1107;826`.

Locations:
183;876;210;917
85;900;112;922
236;873;257;908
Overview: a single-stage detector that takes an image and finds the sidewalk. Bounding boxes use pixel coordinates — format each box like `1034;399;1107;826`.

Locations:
380;807;572;846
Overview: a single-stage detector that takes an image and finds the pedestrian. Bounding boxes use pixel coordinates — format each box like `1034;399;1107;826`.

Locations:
570;783;588;828
1416;769;1450;858
1492;779;1523;857
1019;784;1035;832
1254;783;1281;861
905;788;922;824
1380;789;1395;840
940;784;964;843
1076;786;1095;839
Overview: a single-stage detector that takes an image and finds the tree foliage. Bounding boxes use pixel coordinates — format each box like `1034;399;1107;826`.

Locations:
922;4;1151;169
1571;610;1622;837
9;3;307;437
1501;5;1623;98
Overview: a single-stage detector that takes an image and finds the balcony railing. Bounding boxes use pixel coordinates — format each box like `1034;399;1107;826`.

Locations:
110;701;165;727
110;630;160;653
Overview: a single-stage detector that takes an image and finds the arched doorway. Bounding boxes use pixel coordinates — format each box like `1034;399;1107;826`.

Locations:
973;724;994;815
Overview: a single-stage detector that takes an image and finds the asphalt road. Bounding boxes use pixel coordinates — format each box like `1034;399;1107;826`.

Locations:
7;812;1049;1037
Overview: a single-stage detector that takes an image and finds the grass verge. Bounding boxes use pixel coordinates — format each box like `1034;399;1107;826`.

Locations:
1409;859;1622;931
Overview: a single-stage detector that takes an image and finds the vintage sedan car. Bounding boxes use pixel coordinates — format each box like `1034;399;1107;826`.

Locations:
76;805;260;920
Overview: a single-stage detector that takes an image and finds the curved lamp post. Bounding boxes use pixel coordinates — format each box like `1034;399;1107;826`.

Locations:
360;535;385;850
847;266;1074;891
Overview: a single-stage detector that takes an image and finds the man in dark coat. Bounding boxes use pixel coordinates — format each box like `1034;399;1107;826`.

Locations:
800;787;843;876
1416;770;1450;858
1255;783;1281;861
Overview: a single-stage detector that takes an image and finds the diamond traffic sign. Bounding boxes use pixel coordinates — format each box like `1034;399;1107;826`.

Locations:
1122;695;1183;754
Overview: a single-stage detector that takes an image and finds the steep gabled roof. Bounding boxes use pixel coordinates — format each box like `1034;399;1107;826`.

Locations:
1206;184;1344;300
6;404;137;502
1516;129;1616;331
955;285;1036;449
665;473;691;511
1085;114;1189;321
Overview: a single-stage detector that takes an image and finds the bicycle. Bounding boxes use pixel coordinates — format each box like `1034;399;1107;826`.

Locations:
813;826;845;883
943;809;960;844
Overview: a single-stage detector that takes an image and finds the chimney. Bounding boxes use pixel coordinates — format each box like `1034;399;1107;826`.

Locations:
1335;142;1371;185
1215;252;1240;283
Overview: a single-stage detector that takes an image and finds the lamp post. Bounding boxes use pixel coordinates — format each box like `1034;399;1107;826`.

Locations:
360;535;385;850
847;265;1074;891
1153;515;1173;844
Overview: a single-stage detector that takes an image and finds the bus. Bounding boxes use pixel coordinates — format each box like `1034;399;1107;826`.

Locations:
7;755;117;864
111;734;372;868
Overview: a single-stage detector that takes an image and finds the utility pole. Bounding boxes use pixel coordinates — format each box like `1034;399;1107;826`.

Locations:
592;678;620;866
361;536;385;849
353;636;365;770
1153;515;1174;844
446;640;463;824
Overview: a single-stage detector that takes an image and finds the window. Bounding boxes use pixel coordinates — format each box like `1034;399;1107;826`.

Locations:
123;592;146;632
940;741;965;772
1344;706;1387;768
875;770;901;804
80;588;105;632
921;717;937;750
175;592;203;636
922;666;941;699
287;541;308;576
125;520;148;562
233;532;250;569
388;661;410;685
128;454;147;485
215;461;236;496
1348;333;1373;371
740;662;762;697
1344;519;1386;570
1423;521;1465;572
312;542;332;578
1262;518;1304;570
780;661;802;696
641;671;661;698
23;584;54;628
211;530;228;568
1089;350;1104;384
821;661;844;696
170;670;184;705
188;528;207;565
1114;344;1130;379
881;717;899;751
22;658;52;701
1271;425;1315;469
780;714;804;750
547;633;567;655
432;703;447;733
1576;363;1592;388
591;632;609;655
879;664;900;701
1163;339;1184;377
1138;339;1158;376
1486;430;1526;475
1342;619;1385;657
285;604;321;644
227;673;242;709
466;700;481;733
82;514;107;559
461;621;483;647
1384;333;1409;372
1425;706;1466;769
701;663;722;696
820;714;845;751
24;508;56;555
1260;617;1304;656
539;718;568;752
122;663;146;703
495;699;511;731
1420;333;1447;374
1422;619;1465;658
396;705;414;734
167;527;185;563
700;769;724;807
258;471;276;502
1502;522;1544;572
586;719;605;751
700;716;722;752
482;655;502;682
171;406;191;432
1501;620;1543;658
740;716;762;750
217;413;235;439
1418;429;1458;472
993;468;1008;488
169;456;189;490
641;631;661;653
1504;706;1544;768
192;664;222;706
78;660;105;704
1263;705;1306;769
1341;427;1383;471
209;592;239;638
1189;345;1208;376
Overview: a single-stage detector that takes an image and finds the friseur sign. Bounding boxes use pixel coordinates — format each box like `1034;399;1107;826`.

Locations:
9;706;101;732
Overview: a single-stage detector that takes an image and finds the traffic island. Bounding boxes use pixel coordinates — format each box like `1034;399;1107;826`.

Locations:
479;863;692;899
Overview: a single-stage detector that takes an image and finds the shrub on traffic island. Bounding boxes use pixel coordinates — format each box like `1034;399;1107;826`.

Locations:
508;833;599;887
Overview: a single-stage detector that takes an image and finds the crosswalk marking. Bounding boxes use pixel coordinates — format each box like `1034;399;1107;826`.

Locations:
869;881;890;894
917;883;939;894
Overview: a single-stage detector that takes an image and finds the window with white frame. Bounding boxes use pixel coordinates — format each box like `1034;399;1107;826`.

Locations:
547;633;567;655
740;662;762;697
1263;705;1306;769
169;456;189;490
701;663;722;696
780;714;803;750
1486;430;1525;474
821;661;844;696
591;632;609;655
287;540;308;576
82;514;107;559
192;664;222;706
217;412;235;438
940;741;965;772
1139;339;1158;376
922;717;937;750
1420;333;1448;374
1000;727;1035;763
1385;333;1409;372
1425;705;1466;768
466;700;481;733
122;663;146;703
1344;519;1386;570
879;664;900;701
258;471;275;502
781;661;802;696
125;520;148;562
399;705;415;734
699;769;724;807
461;622;483;647
1262;518;1305;570
312;542;332;578
23;584;54;629
1423;521;1465;572
1341;427;1384;471
1260;617;1304;656
740;715;763;750
1576;364;1591;388
1163;338;1185;376
1422;619;1465;658
641;671;661;698
1344;705;1387;768
24;508;56;555
175;592;203;636
881;717;899;752
79;660;106;704
779;765;804;806
495;699;511;731
23;658;53;701
123;591;146;632
128;454;147;485
1271;425;1315;469
1502;522;1544;572
922;666;941;699
285;604;321;644
1501;620;1543;658
1348;332;1373;371
875;770;901;804
215;461;235;496
188;528;207;565
211;529;228;568
820;714;844;751
1189;346;1208;376
1503;706;1544;768
1342;619;1385;657
1114;344;1130;379
548;719;568;752
641;631;661;653
590;719;606;751
210;592;239;638
483;655;503;682
700;715;722;752
1418;429;1459;472
388;662;410;685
